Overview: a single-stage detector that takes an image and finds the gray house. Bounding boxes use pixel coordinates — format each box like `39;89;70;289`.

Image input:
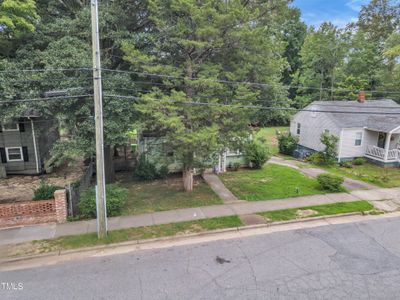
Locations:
0;111;59;176
290;99;400;167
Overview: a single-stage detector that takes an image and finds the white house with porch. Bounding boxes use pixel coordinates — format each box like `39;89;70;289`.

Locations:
290;99;400;167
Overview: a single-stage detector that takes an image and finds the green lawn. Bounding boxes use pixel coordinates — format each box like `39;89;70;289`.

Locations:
118;174;223;215
255;127;289;155
321;163;400;188
4;216;242;257
258;201;374;222
219;164;331;201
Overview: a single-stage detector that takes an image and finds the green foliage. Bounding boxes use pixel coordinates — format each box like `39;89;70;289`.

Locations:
0;0;39;35
277;133;299;155
305;152;325;165
320;133;339;166
353;157;367;166
33;182;62;201
78;185;128;219
122;0;292;191
244;141;270;169
339;161;353;168
157;165;169;179
317;174;344;192
133;156;169;181
133;156;159;181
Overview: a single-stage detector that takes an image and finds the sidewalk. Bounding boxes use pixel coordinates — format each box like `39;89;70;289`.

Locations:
2;187;400;246
269;156;377;191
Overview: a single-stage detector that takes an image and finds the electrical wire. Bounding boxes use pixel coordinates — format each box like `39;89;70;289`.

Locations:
103;94;400;115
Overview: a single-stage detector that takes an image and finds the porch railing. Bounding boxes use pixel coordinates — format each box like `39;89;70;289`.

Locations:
388;149;399;161
365;145;399;161
365;145;385;159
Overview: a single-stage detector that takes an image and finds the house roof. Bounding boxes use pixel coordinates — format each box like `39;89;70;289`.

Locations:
307;100;400;132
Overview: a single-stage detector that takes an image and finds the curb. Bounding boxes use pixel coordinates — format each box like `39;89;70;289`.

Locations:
0;211;384;265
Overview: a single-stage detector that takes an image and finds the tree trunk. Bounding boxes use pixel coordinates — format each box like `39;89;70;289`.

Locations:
183;168;194;192
104;145;115;183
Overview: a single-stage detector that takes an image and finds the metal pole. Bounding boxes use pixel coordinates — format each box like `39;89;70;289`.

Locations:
91;0;107;239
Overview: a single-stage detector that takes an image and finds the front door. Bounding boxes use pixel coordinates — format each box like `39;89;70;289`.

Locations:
378;132;387;148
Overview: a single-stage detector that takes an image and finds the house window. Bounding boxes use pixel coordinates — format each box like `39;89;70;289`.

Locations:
355;132;363;146
6;147;23;161
2;121;19;132
296;123;301;135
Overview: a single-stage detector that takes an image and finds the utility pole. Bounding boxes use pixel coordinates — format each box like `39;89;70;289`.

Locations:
91;0;107;239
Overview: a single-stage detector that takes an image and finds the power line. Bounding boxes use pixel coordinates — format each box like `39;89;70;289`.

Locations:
101;68;400;94
0;77;93;84
102;88;398;108
103;94;400;115
0;66;398;95
0;94;92;104
0;68;91;74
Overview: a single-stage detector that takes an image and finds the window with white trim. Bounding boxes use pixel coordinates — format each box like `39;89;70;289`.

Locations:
2;121;19;132
296;123;301;135
355;132;363;146
6;147;23;161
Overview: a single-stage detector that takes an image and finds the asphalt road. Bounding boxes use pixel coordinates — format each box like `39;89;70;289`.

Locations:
2;217;400;300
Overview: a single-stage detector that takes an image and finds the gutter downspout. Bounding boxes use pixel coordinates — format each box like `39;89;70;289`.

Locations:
30;118;40;174
337;129;344;163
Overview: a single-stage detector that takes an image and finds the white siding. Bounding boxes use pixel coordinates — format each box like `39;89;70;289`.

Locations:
290;111;340;152
340;129;378;158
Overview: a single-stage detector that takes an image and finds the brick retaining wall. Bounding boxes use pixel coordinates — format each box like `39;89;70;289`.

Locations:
0;189;67;228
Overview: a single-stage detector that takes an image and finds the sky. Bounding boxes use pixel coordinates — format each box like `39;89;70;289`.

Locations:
293;0;369;28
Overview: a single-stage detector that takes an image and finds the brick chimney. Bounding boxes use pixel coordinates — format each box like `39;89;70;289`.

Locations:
358;91;366;103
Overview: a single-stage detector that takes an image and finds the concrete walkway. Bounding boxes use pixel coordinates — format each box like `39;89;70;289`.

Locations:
2;187;400;246
269;156;377;191
202;172;242;203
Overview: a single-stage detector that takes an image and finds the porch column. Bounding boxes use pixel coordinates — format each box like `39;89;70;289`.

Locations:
384;132;392;161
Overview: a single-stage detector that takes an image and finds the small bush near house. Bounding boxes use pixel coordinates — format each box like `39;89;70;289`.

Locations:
244;141;270;169
277;133;299;155
320;133;339;166
305;152;325;165
33;182;62;200
353;158;367;165
158;165;169;179
339;161;353;168
232;162;241;171
317;174;344;192
133;156;159;180
79;184;128;218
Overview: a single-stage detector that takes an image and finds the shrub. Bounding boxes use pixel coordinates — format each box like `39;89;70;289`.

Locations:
277;133;299;156
133;156;159;180
305;152;325;165
339;161;353;168
353;157;367;166
33;182;62;200
232;162;241;171
158;165;169;179
317;174;344;192
244;141;270;169
320;133;339;166
78;184;128;218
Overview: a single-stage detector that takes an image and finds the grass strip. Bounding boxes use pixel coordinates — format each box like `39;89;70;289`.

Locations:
258;201;375;222
3;216;242;258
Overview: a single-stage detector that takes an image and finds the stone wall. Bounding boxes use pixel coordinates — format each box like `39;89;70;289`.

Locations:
0;189;67;228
